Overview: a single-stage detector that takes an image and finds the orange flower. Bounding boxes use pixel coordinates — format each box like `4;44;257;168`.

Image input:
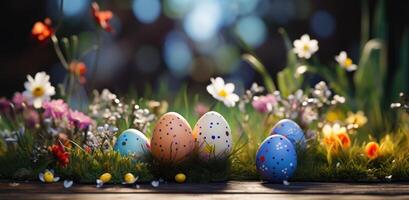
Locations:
69;61;87;84
365;142;379;159
336;132;351;149
91;2;113;32
322;123;351;152
31;18;53;42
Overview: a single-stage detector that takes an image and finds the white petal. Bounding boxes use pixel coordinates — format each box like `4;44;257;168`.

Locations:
300;34;310;42
54;177;60;182
33;98;43;109
39;173;45;182
213;77;225;91
293;40;302;48
224;83;235;93
64;180;73;188
347;64;357;72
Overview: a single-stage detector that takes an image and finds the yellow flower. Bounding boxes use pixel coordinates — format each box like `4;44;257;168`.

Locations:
346;111;367;128
326;110;343;123
39;169;60;183
322;123;351;152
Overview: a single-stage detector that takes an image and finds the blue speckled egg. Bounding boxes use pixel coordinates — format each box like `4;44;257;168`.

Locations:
270;119;306;148
114;129;150;158
256;135;297;182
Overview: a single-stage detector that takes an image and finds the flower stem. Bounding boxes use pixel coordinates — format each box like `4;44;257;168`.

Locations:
51;35;69;69
90;30;101;89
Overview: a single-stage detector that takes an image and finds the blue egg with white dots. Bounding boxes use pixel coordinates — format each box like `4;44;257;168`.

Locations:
256;135;297;182
114;129;150;158
270;119;306;148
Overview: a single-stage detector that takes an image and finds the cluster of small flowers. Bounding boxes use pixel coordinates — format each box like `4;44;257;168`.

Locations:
85;124;118;151
89;89;156;133
251;81;345;127
238;83;265;113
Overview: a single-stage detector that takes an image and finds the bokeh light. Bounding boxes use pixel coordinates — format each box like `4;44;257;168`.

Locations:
235;15;267;48
310;10;336;38
212;45;240;74
135;45;160;74
163;31;193;77
163;0;194;19
61;0;90;17
183;0;222;42
132;0;161;24
263;0;296;25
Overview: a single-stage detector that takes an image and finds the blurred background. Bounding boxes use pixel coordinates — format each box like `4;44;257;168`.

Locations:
0;0;408;97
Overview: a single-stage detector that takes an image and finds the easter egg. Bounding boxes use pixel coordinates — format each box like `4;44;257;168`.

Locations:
114;129;150;158
175;173;186;183
256;135;297;182
270;119;306;148
193;111;232;160
151;112;195;163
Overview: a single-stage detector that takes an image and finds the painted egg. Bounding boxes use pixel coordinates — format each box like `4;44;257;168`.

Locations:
114;129;150;158
151;112;194;163
256;135;297;182
270;119;306;148
193;111;232;160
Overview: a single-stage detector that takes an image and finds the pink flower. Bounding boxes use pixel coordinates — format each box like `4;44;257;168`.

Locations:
12;92;28;109
24;109;40;128
252;94;277;113
43;99;69;119
195;103;209;117
68;110;92;130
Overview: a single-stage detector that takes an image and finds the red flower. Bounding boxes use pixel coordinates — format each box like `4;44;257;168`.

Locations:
49;144;70;167
91;2;113;32
31;18;53;42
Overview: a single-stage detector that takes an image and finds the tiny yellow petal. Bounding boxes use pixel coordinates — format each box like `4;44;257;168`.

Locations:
44;171;54;183
175;173;186;183
99;173;112;183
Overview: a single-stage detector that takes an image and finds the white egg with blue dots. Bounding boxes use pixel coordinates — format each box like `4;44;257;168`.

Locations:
114;129;150;158
193;111;232;160
270;119;306;149
256;135;297;182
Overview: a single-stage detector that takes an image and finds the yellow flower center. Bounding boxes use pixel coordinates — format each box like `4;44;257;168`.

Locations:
32;86;45;97
303;44;310;51
44;171;54;183
344;58;353;66
218;89;228;97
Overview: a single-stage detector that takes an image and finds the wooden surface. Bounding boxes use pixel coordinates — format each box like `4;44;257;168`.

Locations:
1;181;409;199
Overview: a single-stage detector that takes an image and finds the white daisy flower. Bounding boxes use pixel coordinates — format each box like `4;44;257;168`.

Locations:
206;77;239;107
39;169;60;183
293;34;319;59
23;72;55;108
335;51;357;72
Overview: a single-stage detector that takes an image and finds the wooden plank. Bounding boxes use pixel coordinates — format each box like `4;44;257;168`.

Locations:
2;193;409;200
1;181;409;195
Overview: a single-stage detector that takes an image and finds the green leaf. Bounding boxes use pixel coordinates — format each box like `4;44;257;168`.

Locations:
242;54;276;92
278;28;297;70
373;0;388;40
360;0;370;52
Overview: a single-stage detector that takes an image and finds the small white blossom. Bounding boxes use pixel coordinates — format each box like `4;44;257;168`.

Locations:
335;51;357;72
206;77;239;107
293;34;319;59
